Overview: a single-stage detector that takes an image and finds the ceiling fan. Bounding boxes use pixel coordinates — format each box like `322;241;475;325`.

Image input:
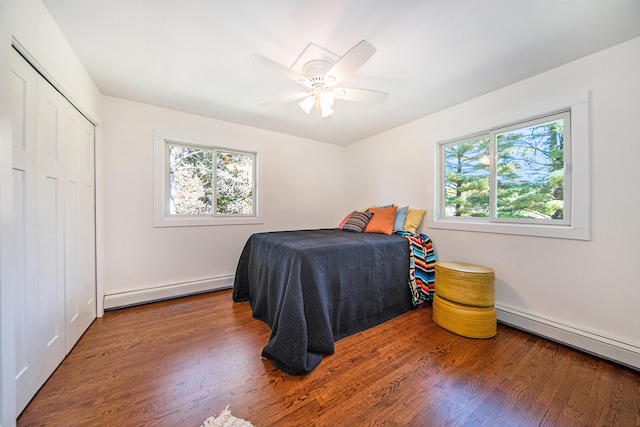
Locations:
252;40;388;118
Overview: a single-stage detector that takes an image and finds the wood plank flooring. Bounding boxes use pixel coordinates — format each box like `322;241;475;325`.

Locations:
17;289;640;427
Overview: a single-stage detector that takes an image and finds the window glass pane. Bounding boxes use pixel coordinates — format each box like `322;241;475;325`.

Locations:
216;151;254;215
496;119;564;220
168;144;213;215
444;138;490;217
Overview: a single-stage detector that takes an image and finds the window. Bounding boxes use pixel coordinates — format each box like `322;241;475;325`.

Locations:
495;114;568;223
167;143;255;216
443;137;490;218
154;135;262;227
432;91;590;240
442;112;569;225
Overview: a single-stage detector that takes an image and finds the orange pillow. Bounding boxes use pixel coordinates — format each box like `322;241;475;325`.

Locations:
364;206;398;235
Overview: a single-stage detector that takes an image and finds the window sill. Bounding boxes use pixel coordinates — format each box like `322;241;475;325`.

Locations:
154;215;264;228
427;219;590;240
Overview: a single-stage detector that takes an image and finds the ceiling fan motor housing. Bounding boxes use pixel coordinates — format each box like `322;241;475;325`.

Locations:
302;60;335;89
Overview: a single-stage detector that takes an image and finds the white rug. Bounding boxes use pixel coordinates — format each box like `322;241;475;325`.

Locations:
201;406;254;427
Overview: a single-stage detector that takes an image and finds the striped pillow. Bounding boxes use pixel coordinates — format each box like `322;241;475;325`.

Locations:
341;211;373;233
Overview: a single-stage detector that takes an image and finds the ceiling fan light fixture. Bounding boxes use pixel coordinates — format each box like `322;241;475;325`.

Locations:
319;91;334;107
320;104;334;118
299;96;315;114
319;92;334;118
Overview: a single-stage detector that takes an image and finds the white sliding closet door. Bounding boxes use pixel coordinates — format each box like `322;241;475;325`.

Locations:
63;101;96;352
11;49;96;414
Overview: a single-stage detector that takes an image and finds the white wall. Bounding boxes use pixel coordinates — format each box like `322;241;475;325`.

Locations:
0;1;103;425
345;37;640;368
100;96;345;306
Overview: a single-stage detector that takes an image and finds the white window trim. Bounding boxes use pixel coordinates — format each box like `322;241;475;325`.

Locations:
153;133;264;227
429;91;590;240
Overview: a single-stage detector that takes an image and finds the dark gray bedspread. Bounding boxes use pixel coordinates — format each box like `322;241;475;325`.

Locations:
233;228;413;375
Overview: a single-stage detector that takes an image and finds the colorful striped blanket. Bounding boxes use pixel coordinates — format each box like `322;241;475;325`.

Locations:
394;231;436;305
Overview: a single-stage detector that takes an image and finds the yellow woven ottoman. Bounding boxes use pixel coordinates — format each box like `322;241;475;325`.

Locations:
432;262;497;339
434;262;495;307
432;294;497;338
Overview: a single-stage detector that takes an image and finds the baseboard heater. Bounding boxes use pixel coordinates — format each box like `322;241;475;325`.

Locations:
103;282;639;370
103;276;234;310
496;304;639;371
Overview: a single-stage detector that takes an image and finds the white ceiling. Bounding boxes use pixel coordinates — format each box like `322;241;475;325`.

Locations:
42;0;640;146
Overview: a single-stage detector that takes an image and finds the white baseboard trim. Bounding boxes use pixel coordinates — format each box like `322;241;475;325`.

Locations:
103;276;234;310
496;304;640;370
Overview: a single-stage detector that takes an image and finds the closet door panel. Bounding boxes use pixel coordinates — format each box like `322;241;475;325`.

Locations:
36;79;66;369
64;178;81;349
78;121;96;338
11;49;95;414
12;168;28;387
11;64;30;390
63;106;96;352
11;55;47;414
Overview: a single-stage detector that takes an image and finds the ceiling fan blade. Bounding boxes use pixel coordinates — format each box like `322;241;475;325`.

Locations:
251;53;310;88
259;92;311;107
325;40;377;85
333;87;388;104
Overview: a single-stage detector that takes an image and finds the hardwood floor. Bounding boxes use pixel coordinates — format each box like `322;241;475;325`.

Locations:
18;289;640;427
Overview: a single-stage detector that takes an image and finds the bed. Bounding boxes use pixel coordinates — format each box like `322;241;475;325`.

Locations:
233;228;434;375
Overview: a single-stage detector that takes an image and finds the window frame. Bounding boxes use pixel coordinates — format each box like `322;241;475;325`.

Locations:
154;134;263;227
430;91;590;240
